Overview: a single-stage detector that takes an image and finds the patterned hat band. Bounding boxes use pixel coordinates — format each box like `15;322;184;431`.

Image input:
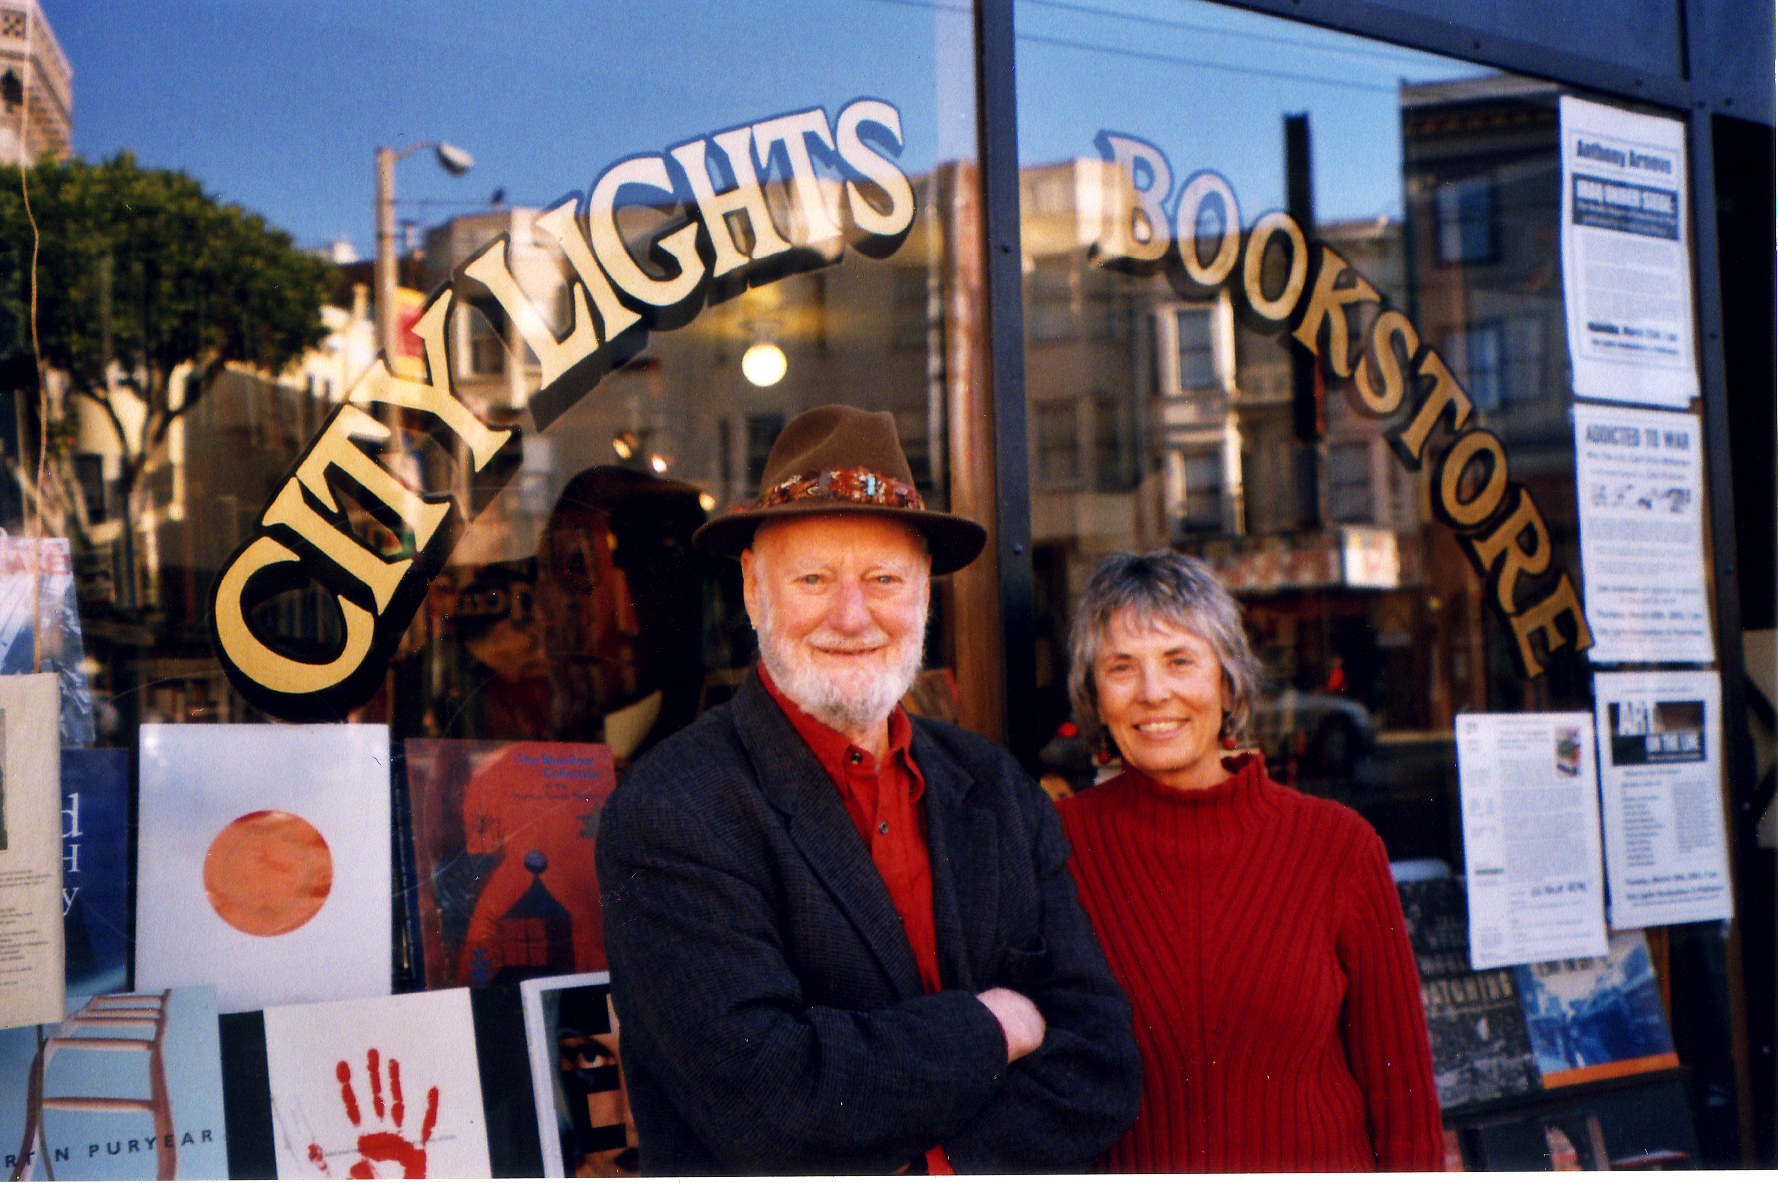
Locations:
754;467;925;512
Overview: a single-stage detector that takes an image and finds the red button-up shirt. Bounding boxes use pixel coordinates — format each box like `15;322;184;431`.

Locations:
759;663;953;1174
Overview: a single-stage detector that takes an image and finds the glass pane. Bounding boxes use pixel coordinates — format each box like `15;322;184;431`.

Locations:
26;2;984;764
1012;0;1712;870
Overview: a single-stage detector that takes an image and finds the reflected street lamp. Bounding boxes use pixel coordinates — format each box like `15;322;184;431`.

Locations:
374;141;473;365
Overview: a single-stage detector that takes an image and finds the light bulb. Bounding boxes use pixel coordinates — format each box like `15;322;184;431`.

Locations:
742;341;787;387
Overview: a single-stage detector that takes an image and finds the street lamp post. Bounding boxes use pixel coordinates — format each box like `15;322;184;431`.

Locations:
374;141;474;364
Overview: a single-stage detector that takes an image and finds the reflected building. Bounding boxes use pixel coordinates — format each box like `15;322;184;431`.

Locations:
0;0;70;164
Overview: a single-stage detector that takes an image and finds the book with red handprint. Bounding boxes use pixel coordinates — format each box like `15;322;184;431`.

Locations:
261;988;491;1179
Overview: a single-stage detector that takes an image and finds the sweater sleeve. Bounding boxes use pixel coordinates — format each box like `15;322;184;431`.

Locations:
1334;825;1446;1171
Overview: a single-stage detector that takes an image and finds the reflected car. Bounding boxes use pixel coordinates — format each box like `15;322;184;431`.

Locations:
1248;683;1377;778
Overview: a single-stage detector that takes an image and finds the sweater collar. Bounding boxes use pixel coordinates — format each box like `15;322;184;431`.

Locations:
1117;749;1271;808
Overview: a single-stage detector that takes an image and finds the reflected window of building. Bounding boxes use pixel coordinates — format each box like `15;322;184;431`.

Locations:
1035;400;1083;489
1173;306;1216;391
1436;176;1500;265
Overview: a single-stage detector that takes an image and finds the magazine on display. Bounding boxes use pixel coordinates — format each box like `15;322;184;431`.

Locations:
0;673;66;1029
519;971;639;1177
0;537;96;746
1513;929;1680;1089
405;740;615;989
0;985;229;1180
1465;1075;1698;1170
60;749;131;998
1397;876;1543;1110
260;988;492;1179
135;724;392;1014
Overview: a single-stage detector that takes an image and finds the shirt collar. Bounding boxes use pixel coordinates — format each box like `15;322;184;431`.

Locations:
758;660;914;773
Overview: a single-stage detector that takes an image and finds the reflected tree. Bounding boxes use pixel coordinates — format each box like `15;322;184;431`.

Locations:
0;151;334;608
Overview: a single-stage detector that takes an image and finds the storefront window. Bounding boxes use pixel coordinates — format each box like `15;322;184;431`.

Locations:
1014;0;1729;1163
49;3;988;758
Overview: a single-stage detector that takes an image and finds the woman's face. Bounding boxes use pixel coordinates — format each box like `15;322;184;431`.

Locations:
1093;607;1231;791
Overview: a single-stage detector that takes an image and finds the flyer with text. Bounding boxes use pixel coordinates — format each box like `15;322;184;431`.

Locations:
0;673;65;1029
1594;669;1731;928
1572;403;1711;663
1457;712;1609;970
1559;95;1698;408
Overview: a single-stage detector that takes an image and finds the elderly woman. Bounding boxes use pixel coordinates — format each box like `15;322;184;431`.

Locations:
1055;551;1443;1172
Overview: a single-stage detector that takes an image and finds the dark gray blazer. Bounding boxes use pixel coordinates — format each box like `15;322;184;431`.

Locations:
595;670;1140;1174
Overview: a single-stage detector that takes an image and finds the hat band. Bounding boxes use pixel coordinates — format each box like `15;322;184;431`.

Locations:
756;467;925;512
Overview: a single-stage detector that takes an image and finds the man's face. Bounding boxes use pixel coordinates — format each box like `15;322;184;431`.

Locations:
742;514;930;736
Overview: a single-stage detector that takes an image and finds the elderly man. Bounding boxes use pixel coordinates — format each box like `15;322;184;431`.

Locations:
596;405;1140;1174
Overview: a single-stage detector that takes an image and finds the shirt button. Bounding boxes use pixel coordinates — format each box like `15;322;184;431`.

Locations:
878;821;889;834
848;751;863;765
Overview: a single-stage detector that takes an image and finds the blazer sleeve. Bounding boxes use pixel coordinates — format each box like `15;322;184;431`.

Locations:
596;762;1014;1174
938;768;1143;1172
1334;826;1446;1171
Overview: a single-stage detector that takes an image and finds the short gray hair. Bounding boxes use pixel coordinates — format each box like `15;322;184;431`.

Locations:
1067;550;1262;746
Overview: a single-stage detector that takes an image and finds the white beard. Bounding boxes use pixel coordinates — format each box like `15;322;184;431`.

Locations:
754;588;927;736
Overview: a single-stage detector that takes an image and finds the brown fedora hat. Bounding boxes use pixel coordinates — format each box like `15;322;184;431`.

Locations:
691;404;987;575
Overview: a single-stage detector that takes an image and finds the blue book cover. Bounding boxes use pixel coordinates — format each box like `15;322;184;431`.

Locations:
1513;930;1679;1088
0;986;229;1180
61;750;131;998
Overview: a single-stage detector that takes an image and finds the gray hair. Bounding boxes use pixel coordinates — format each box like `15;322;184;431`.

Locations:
1067;550;1263;746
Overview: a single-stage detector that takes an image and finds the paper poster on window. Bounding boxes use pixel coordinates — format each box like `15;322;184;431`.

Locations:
1558;96;1698;408
1572;403;1711;663
1457;712;1609;970
1593;670;1731;928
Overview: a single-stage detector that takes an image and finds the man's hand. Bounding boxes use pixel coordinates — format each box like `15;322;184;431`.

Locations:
976;987;1046;1062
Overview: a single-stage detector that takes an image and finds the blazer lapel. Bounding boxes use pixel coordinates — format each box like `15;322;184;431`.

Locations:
733;673;926;999
912;727;998;993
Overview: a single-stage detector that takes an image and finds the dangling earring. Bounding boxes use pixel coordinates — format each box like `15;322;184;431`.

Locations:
1096;729;1114;765
1220;711;1238;750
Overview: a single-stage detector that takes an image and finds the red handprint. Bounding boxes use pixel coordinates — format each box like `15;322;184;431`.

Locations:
309;1048;440;1178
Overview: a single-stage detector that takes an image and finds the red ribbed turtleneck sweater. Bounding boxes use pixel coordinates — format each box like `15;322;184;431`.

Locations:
1056;752;1443;1173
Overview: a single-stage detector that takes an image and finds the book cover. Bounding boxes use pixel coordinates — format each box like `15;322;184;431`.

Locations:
519;971;638;1177
261;988;491;1179
0;673;66;1029
61;749;131;998
135;724;392;1014
1397;876;1543;1110
1465;1076;1699;1170
405;741;615;988
0;538;96;746
1512;929;1680;1088
0;985;229;1180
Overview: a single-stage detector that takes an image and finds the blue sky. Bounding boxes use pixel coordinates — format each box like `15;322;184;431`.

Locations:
46;0;1486;255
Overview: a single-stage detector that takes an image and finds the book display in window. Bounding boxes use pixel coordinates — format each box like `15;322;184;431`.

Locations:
1512;929;1680;1088
61;749;131;998
260;988;491;1179
404;741;615;988
519;971;639;1177
134;724;392;1013
1397;876;1542;1109
0;985;229;1180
